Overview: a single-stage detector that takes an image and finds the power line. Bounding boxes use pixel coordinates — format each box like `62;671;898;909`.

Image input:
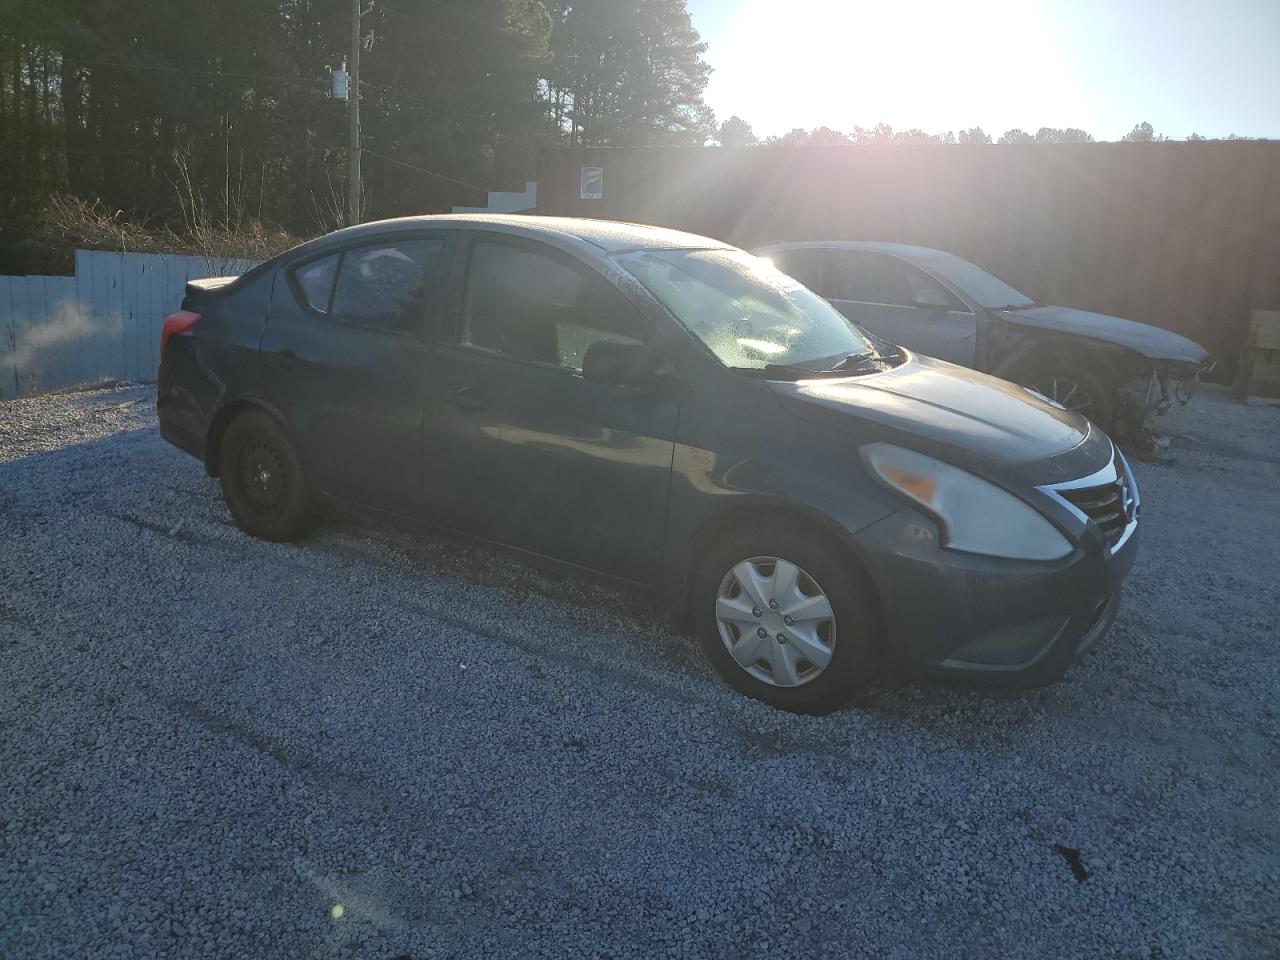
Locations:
413;0;503;34
68;58;328;87
359;80;553;149
360;148;488;192
0;146;178;157
359;80;485;121
374;1;495;52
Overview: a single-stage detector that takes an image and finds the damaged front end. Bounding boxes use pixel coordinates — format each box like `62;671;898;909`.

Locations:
1114;358;1212;453
989;304;1212;454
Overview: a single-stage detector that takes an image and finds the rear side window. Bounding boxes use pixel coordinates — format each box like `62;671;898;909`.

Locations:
294;253;339;312
461;240;646;370
330;239;444;335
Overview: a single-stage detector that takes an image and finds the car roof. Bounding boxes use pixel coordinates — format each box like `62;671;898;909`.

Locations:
755;240;950;260
306;214;733;255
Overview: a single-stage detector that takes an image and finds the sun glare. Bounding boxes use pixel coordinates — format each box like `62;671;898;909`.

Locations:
710;0;1092;137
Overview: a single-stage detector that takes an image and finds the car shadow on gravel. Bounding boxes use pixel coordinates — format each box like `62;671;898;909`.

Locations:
176;479;1080;736
2;414;1075;744
316;510;1066;739
852;677;1058;749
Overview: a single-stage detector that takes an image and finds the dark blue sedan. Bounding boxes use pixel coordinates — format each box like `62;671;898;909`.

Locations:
158;216;1138;713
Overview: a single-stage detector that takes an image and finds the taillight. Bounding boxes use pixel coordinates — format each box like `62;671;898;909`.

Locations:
161;310;201;355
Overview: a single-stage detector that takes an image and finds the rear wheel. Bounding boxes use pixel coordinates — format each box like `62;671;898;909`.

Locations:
1010;355;1114;428
693;523;879;713
218;411;320;542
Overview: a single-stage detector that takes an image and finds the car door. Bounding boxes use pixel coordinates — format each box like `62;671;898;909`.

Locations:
259;233;450;513
432;234;681;586
823;250;978;366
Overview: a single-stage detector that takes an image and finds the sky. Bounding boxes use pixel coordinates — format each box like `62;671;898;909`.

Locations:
684;0;1280;140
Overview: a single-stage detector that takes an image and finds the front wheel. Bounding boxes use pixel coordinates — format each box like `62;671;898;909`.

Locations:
1010;355;1114;428
218;411;321;542
693;523;879;713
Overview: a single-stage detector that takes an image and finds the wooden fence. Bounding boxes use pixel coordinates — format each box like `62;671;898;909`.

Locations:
0;250;256;399
538;142;1280;366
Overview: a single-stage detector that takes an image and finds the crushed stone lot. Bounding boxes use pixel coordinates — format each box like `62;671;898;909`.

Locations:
1;382;1277;960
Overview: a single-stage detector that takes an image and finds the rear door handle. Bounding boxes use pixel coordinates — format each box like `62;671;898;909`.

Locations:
452;386;488;412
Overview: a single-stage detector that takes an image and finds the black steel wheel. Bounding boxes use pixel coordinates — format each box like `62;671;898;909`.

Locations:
219;411;320;542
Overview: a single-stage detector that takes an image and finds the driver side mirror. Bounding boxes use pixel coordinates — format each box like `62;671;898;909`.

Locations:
582;338;655;385
913;287;950;309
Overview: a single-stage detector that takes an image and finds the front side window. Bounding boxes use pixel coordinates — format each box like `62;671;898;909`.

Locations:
915;251;1034;309
617;248;876;370
294;253;340;313
898;262;966;310
330;238;444;334
825;252;914;306
826;252;965;311
462;240;646;371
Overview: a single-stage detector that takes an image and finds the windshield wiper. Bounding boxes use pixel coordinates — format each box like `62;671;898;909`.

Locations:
829;351;882;371
728;360;835;380
728;362;821;380
731;351;888;380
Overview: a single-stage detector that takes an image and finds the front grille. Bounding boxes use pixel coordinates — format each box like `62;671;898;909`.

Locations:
1057;462;1133;548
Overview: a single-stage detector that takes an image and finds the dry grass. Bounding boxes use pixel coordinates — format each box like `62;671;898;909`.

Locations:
42;194;301;266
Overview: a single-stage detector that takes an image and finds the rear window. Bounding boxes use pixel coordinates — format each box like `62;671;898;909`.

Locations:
330;239;444;334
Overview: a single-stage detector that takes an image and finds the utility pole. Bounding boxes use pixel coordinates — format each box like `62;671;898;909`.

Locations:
346;0;361;227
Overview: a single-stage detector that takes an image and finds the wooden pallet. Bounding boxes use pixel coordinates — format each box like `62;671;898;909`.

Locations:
1237;310;1280;398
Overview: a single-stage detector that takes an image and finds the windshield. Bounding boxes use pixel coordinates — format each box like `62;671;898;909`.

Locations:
617;248;876;370
917;251;1034;309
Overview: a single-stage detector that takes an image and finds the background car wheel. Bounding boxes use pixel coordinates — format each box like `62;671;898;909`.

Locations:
218;411;320;542
1011;354;1114;428
693;522;879;714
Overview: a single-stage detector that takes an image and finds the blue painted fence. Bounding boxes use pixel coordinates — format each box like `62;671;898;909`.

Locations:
0;250;257;399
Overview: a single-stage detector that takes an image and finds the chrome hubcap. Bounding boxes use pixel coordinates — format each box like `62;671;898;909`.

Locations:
1031;376;1092;413
715;556;836;687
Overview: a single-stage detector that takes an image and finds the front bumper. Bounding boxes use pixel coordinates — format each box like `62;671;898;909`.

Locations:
854;506;1139;686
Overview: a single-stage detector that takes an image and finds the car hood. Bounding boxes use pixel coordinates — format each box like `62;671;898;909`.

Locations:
771;352;1096;471
996;305;1208;364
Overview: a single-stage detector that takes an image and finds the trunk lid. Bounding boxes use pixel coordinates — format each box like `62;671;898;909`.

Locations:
184;276;239;301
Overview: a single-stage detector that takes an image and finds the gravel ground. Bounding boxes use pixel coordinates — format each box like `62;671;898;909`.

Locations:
1;383;1277;960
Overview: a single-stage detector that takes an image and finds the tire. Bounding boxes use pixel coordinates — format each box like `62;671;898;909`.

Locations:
218;410;321;542
1008;353;1114;429
693;522;879;714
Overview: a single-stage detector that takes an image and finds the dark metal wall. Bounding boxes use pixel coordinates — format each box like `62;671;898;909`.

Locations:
538;143;1280;364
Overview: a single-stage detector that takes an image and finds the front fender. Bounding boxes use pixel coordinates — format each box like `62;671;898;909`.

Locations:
995;306;1209;365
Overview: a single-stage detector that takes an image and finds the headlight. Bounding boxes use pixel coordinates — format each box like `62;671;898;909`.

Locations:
861;443;1073;561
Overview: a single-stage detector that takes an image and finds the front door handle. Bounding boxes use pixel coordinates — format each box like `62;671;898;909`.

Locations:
452;386;488;412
